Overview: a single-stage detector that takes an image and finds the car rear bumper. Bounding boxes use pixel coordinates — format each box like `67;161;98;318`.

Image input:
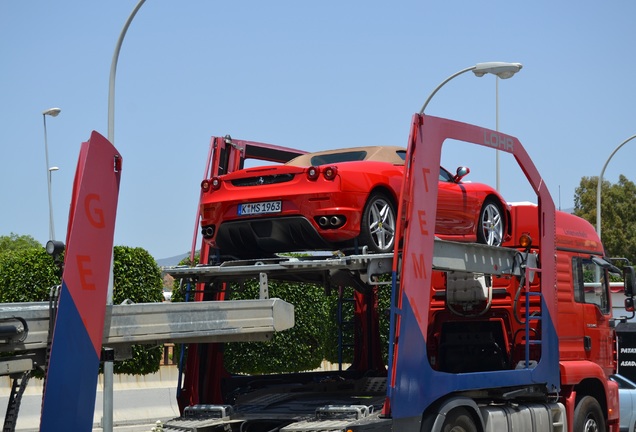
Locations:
213;216;339;257
201;188;370;255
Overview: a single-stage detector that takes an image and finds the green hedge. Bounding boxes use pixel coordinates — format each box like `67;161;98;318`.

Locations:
0;248;59;302
0;245;164;375
111;246;164;375
223;279;330;374
172;274;331;374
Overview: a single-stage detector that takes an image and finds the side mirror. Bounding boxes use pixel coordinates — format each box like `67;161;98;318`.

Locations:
624;266;636;297
625;297;635;313
454;166;470;182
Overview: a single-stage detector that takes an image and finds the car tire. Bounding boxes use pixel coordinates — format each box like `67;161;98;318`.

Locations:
358;192;396;253
573;396;606;432
477;198;504;247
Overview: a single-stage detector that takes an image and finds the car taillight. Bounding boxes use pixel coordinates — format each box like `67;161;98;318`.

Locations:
323;166;338;180
307;166;320;180
201;177;222;192
211;177;221;190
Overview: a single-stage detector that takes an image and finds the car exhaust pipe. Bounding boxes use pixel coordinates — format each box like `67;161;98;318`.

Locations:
318;216;329;227
330;216;342;226
201;226;215;238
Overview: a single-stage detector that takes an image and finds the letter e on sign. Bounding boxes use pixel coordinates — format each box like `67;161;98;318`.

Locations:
76;255;96;291
85;193;105;228
417;210;429;236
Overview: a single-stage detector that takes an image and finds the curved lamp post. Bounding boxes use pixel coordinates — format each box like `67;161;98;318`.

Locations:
596;134;636;239
104;2;147;431
42;107;61;241
419;62;523;114
108;0;146;144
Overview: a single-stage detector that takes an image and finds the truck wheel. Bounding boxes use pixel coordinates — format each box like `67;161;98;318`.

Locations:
441;408;478;432
573;396;606;432
359;192;396;253
477;199;504;247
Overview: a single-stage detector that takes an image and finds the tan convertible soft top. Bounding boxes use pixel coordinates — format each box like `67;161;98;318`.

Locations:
286;145;407;167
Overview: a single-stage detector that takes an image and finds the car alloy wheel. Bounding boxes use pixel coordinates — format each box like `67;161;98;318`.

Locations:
477;199;504;247
360;192;396;253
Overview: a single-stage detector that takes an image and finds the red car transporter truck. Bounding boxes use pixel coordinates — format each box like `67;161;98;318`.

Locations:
166;115;634;432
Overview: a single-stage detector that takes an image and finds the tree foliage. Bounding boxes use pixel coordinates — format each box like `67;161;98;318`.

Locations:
574;175;636;263
0;233;41;256
0;243;164;375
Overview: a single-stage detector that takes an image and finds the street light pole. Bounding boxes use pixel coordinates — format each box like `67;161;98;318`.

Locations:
496;77;500;191
108;0;146;144
48;167;60;240
42;107;61;241
596;134;636;240
105;2;146;431
419;62;523;114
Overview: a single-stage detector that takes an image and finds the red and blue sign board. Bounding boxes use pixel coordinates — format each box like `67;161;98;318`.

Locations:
40;131;121;431
387;115;559;424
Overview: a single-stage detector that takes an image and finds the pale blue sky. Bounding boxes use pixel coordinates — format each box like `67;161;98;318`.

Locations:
1;1;635;259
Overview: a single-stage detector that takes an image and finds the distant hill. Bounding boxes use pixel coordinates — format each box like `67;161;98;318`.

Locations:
156;252;190;267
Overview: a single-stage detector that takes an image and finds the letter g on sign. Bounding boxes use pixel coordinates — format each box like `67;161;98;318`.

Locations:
85;193;105;228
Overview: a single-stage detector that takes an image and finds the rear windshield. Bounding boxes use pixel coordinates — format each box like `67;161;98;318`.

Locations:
310;151;367;166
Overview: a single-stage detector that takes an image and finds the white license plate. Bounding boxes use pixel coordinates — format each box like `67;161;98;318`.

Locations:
238;200;282;216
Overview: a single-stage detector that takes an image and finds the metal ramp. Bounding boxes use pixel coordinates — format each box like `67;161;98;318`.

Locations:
165;239;527;285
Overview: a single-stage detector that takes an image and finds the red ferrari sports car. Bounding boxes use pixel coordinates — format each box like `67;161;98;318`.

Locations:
200;146;510;258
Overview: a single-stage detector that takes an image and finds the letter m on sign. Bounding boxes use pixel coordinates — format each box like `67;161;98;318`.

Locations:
40;131;122;431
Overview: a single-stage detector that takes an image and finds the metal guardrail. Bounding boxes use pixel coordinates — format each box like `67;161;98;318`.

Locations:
0;299;294;376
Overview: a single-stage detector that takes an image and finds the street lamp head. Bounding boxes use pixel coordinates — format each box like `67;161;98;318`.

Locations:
49;166;59;172
419;61;523;115
472;62;523;79
43;107;61;117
